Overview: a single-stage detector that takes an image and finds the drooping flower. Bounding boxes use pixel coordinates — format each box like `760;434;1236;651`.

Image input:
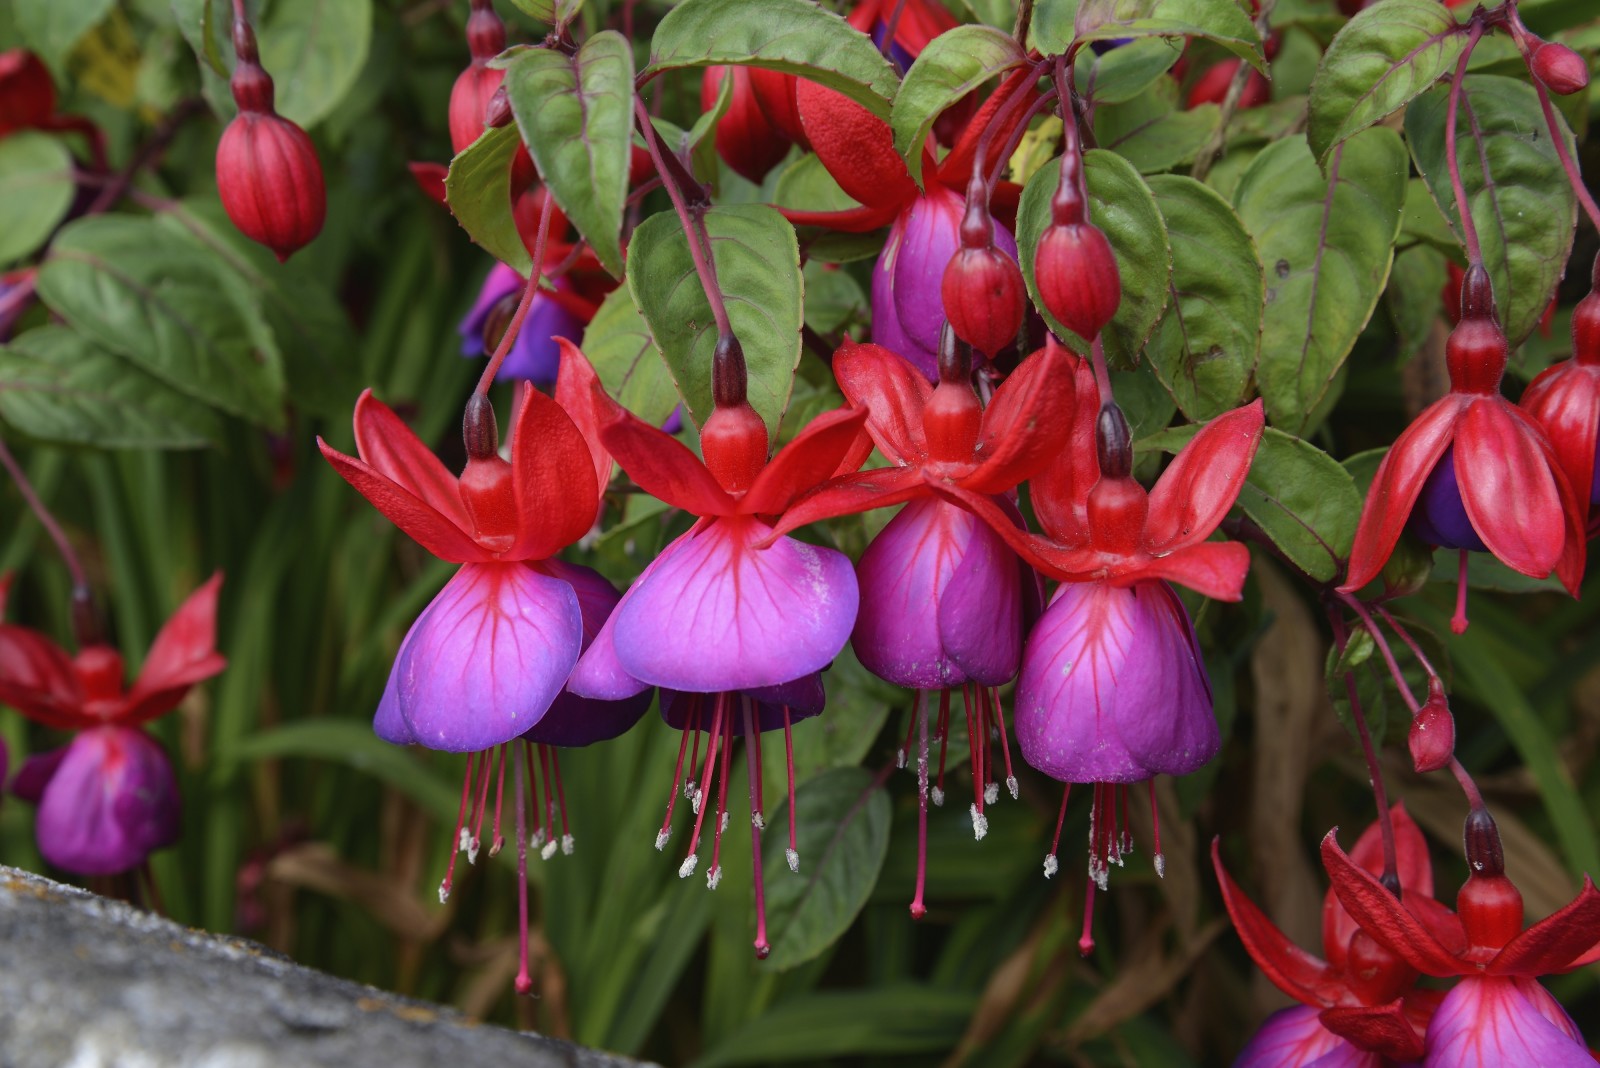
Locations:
1216;806;1454;1066
320;343;624;993
0;575;225;877
1521;257;1600;532
1340;266;1585;631
567;338;868;957
1321;809;1600;1068
0;48;104;164
943;351;1264;949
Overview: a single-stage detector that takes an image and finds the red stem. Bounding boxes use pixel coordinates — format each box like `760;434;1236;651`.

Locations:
1445;24;1487;267
475;190;555;394
1329;611;1401;892
0;437;88;592
1505;10;1600;231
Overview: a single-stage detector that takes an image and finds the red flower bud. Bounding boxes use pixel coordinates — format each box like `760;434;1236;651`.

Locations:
450;64;505;155
941;245;1025;357
217;108;327;261
1531;42;1589;96
701;66;791;184
1035;221;1121;340
1408;678;1455;774
1187;59;1270;110
0;49;55;136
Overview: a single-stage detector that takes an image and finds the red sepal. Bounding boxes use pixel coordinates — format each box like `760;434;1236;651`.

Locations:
778;201;901;233
1487;876;1600;977
600;411;736;518
795;80;918;212
936;66;1036;191
0;624;87;729
408;162;449;206
352;390;471;530
1340;397;1467;592
963;339;1078;494
833;338;932;463
1320;830;1466;977
1144;400;1264;555
1027;345;1098;547
1522;361;1600;529
1124;542;1251;601
1325;804;1433;969
121;574;227;725
553;338;614;501
930;483;1101;579
1317;1000;1425;1063
766;465;926;541
1212;838;1341;1006
318;439;490;563
742;406;869;516
510;383;601;560
1455;399;1567;581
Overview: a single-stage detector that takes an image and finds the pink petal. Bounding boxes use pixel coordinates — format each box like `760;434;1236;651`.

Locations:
10;745;67;804
509;382;602;560
938;503;1025;686
1423;977;1591;1068
612;516;858;693
389;563;583;752
36;726;180;876
352;390;472;530
832;337;933;464
1234;1006;1383;1068
122;573;227;725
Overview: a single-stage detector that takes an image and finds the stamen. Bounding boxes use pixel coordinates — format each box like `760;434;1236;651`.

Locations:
467;748;494;863
970;803;989;840
897;701;918;770
1451;549;1470;635
513;741;533;995
550;747;573;852
1149;780;1165;878
935;689;951;802
987;687;1018;799
440;751;477;903
706;865;723;889
1079;877;1097;958
538;744;557;851
963;685;983;817
708;693;734;888
911;690;930;920
659;715;694;848
682;692;725;875
523;744;543;848
489;743;508;856
784;705;799;872
1044;784;1071;880
744;697;771;959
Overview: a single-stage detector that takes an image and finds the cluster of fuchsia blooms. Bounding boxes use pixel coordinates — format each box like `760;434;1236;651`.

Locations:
4;0;1600;1062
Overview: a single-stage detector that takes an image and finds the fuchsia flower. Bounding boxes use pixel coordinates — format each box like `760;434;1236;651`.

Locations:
458;259;602;387
1341;267;1586;628
567;341;868;957
1522;259;1600;531
1217;807;1453;1066
0;575;224;876
1321;810;1600;1067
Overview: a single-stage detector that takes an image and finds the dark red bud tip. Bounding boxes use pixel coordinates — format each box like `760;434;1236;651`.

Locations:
1408;678;1455;774
485;85;513;129
1531;42;1589;96
466;3;508;61
712;333;749;409
1050;156;1086;227
70;585;100;648
1458;263;1496;324
229;60;275;114
0;50;58;132
941;245;1026;357
701;402;769;495
935;321;972;386
958;194;994;249
1095;403;1132;479
1035;222;1121;341
1463;806;1504;877
463;392;500;460
231;16;259;65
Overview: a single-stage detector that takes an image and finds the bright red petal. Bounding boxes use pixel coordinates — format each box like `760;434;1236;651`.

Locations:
0;623;88;729
1488;876;1600;977
352;390;472;531
795;81;917;212
1325;804;1433;969
766;466;926;541
1320;829;1465;977
553;338;615;502
599;410;735;518
936;65;1036;190
1456;399;1569;581
1144;400;1265;555
743;406;870;516
1522;362;1600;541
1340;397;1467;592
1119;542;1251;601
930;483;1102;580
963;338;1079;494
122;573;227;725
1026;343;1098;548
510;383;601;560
1318;1001;1425;1063
833;338;931;464
319;438;491;563
1212;839;1339;1006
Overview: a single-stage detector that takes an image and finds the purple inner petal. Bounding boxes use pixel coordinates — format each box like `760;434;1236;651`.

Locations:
1408;445;1489;552
36;726;180;877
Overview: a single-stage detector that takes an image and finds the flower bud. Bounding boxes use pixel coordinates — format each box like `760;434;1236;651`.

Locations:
1531;42;1589;96
941;244;1026;357
1186;59;1270;110
0;49;55;136
450;65;505;154
1573;257;1600;364
1035;221;1121;340
1408;677;1455;773
702;66;791;184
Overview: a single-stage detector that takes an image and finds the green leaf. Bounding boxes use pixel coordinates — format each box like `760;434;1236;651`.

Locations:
0;326;220;448
644;0;900;119
1144;174;1263;421
222;721;461;825
259;0;373;128
172;0;259;78
1093;82;1220;174
892;25;1026;186
1386;244;1448;363
1075;0;1265;71
445;124;531;275
1078;35;1186;105
1017;148;1172;368
1234;129;1406;434
695;984;977;1067
14;0;112;65
1029;0;1081;55
580;286;682;428
1405;75;1578;346
758;768;889;970
0;132;75;267
504;32;634;278
1399;176;1460;254
626;204;803;436
1307;0;1466;164
802;259;866;334
36;216;287;429
504;0;556;19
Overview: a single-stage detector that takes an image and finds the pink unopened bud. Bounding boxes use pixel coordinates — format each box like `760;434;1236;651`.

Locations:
941;246;1025;357
1408;678;1455;774
0;50;56;136
1531;42;1589;96
1035;221;1121;340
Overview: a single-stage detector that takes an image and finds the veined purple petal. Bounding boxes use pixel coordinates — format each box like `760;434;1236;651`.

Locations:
496;295;585;386
525;560;651;747
613;516;858;693
872;215;939;380
1408;446;1489;552
939;503;1025;686
11;745;66;803
374;623;419;745
391;562;582;752
1015;580;1216;784
1234;1006;1384;1068
891;188;965;358
660;674;825;734
568;550;675;703
458;262;524;355
36;726;180;876
1423;977;1591;1068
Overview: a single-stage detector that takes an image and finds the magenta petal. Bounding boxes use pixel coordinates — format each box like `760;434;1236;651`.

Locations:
1016;580;1216;783
458;262;522;355
566;556;663;702
11;744;67;803
392;562;582;752
872;216;939;380
938;505;1025;686
36;726;180;876
613;517;859;693
891;189;964;357
1234;1006;1383;1068
854;497;972;689
1423;977;1590;1068
374;626;419;745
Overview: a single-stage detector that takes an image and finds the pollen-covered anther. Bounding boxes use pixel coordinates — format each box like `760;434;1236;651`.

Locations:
679;855;699;878
1043;854;1059;879
540;838;558;860
720;810;730;833
1154;853;1166;879
654;829;671;851
466;837;481;864
691;787;704;815
931;786;945;807
984;782;999;806
561;834;575;855
1005;776;1019;800
706;865;723;890
752;811;766;830
785;848;800;873
457;828;471;852
438;881;451;904
489;836;504;857
970;804;989;840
